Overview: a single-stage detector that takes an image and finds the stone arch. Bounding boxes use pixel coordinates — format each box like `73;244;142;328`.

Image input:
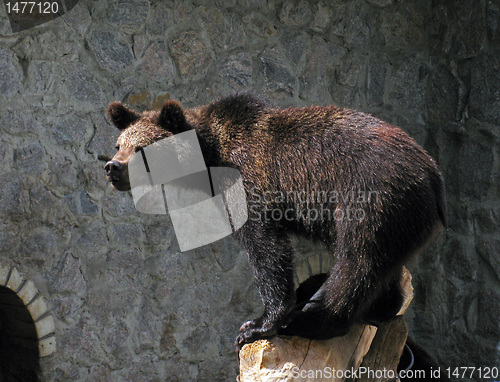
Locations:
0;265;56;380
290;235;333;288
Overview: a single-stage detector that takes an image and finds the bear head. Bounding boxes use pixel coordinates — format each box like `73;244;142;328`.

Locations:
104;100;190;191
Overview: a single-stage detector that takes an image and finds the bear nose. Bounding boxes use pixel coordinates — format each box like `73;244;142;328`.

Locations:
104;160;124;176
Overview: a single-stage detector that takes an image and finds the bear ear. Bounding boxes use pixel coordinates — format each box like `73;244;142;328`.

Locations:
107;102;140;131
158;100;190;134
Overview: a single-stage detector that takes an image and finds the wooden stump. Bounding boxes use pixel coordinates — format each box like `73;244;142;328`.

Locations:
353;316;408;382
238;268;413;382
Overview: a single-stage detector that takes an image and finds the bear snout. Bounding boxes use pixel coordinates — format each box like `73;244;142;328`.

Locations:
104;160;131;191
104;160;124;179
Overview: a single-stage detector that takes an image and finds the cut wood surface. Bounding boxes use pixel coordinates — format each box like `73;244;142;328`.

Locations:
239;324;377;382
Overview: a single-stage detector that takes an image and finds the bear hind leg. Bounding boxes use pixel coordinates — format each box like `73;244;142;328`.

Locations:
278;302;351;339
280;247;400;339
362;270;405;326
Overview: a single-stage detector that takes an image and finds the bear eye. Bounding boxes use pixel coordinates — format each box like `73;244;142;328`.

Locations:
115;145;120;151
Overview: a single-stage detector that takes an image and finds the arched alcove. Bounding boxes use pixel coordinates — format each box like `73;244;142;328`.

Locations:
0;286;40;381
0;265;56;381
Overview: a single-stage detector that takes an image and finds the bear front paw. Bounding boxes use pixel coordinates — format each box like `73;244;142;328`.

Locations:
235;318;277;351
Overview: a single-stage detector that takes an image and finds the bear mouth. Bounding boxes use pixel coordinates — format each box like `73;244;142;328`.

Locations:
109;178;131;191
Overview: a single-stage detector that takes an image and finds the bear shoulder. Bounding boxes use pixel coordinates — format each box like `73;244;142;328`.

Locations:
196;93;270;127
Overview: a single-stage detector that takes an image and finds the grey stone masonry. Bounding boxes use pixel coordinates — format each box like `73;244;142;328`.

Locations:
0;0;499;380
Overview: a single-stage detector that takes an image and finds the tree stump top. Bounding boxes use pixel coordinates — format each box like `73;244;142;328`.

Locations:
239;268;413;382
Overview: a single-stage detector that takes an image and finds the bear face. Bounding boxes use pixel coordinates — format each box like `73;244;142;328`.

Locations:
104;101;190;191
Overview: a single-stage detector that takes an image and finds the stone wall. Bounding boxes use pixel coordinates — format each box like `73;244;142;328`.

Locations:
0;0;498;380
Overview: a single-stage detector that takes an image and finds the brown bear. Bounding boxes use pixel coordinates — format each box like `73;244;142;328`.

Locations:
104;93;447;349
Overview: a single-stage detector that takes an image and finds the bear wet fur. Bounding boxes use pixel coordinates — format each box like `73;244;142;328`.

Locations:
104;93;447;349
